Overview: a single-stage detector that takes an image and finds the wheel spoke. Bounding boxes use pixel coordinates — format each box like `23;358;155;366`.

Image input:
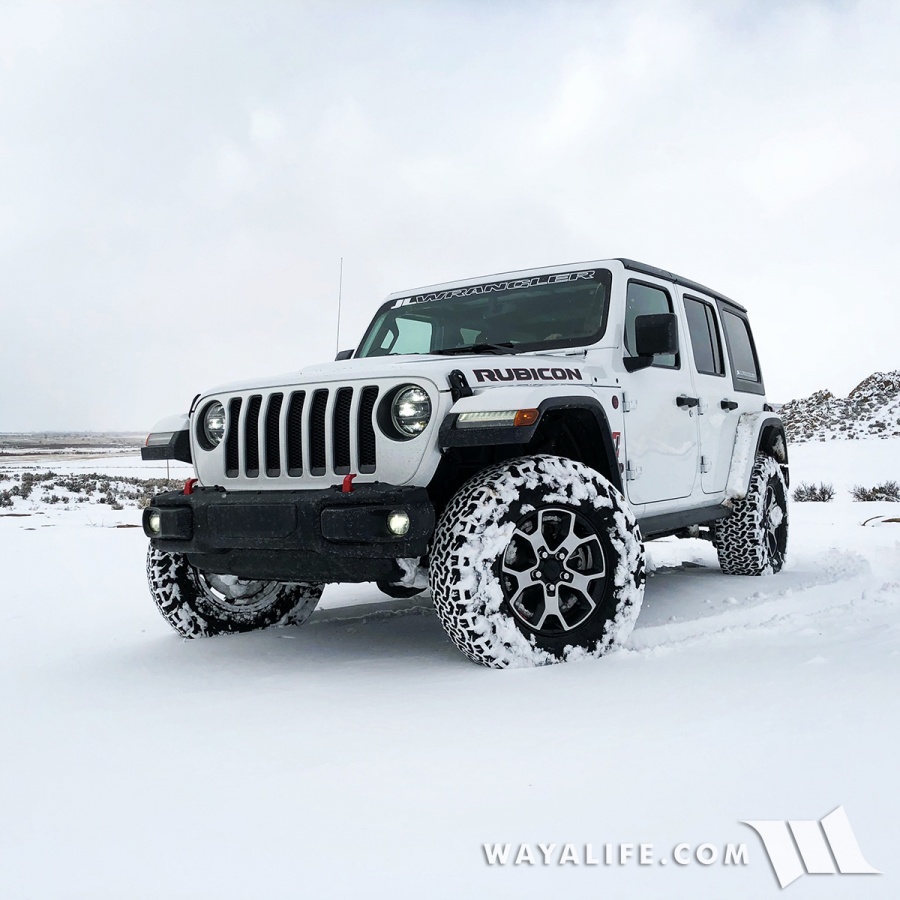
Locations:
500;562;531;593
533;587;564;631
566;571;602;603
511;525;546;558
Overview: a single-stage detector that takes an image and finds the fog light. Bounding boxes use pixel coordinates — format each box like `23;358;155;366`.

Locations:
387;510;410;536
147;511;161;534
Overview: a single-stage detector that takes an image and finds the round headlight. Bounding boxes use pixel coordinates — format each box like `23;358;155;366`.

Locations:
391;386;431;437
203;401;226;448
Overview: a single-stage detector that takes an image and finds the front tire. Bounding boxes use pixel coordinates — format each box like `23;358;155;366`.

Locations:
716;454;788;575
146;545;324;638
429;455;645;668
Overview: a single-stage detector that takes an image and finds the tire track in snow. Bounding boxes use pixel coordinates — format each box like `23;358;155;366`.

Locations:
627;549;871;652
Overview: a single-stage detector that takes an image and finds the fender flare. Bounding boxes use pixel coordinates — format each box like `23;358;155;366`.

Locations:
439;395;623;493
141;412;192;464
724;412;789;502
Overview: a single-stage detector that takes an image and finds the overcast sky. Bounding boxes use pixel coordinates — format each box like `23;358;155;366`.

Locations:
1;0;898;430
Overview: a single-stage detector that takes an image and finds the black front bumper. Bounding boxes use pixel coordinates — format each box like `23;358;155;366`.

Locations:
143;483;435;583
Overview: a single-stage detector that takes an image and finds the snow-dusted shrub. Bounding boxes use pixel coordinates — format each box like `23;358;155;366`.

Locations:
851;480;900;502
792;481;835;502
19;472;34;499
0;489;13;507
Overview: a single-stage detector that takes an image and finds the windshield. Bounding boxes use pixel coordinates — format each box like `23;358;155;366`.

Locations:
356;267;612;358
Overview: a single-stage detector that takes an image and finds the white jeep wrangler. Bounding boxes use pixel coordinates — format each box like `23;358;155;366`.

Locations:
142;257;788;667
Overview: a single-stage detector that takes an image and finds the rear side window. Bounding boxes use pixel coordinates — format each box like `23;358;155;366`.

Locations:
684;296;724;376
721;309;761;388
625;281;678;368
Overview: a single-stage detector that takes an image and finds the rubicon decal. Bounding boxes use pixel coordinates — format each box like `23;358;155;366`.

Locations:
743;806;881;889
473;367;583;383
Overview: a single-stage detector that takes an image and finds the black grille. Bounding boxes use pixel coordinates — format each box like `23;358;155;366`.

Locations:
223;384;379;480
225;397;242;478
244;395;262;477
333;387;353;474
265;393;283;477
309;389;329;476
286;391;306;476
358;386;379;474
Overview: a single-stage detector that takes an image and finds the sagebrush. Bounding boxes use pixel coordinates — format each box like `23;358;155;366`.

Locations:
792;481;835;502
851;480;900;502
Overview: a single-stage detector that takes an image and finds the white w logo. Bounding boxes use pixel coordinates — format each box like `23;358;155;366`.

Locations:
743;806;881;889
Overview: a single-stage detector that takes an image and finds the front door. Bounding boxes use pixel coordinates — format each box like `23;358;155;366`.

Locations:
620;278;699;505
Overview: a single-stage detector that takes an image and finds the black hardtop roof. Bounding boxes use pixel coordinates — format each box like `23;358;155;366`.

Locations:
617;258;747;313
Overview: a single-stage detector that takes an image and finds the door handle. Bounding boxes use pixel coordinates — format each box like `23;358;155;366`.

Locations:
720;400;738;411
676;395;699;408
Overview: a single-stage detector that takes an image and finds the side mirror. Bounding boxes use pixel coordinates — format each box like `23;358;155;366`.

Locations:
624;313;678;372
335;348;354;361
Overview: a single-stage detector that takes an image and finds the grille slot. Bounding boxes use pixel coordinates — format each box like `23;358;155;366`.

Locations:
309;389;329;476
225;397;243;478
333;387;353;474
286;391;306;476
244;394;262;477
265;393;283;477
358;386;379;474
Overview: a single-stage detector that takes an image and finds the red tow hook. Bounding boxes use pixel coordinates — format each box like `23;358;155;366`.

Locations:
184;478;199;495
342;473;358;493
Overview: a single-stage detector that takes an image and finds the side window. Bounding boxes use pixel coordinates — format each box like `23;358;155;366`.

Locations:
721;309;760;384
684;296;724;376
624;281;678;368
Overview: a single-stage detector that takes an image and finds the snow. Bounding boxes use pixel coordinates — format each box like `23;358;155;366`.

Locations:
1;442;898;898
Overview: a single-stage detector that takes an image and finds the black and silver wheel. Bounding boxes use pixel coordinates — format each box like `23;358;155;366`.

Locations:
146;545;324;638
429;455;645;668
716;453;788;575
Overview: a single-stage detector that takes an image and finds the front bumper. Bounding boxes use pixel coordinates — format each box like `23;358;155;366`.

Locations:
143;483;435;583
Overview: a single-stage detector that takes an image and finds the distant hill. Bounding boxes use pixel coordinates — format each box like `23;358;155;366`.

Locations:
779;371;900;443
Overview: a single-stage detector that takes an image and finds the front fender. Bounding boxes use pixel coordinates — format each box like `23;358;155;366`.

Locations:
141;413;192;464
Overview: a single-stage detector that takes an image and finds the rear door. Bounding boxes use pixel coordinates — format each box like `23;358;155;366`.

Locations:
620;277;699;504
680;291;737;494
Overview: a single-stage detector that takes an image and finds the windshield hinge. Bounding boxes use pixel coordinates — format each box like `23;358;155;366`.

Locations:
448;369;473;402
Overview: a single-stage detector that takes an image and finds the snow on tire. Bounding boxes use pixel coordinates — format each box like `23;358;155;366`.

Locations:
146;545;324;638
716;453;788;575
428;455;645;668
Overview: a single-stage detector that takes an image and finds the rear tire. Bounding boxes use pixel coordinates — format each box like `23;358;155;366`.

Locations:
716;454;788;575
146;545;324;638
429;455;645;668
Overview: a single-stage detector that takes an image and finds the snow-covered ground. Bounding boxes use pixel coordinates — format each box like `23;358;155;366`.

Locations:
1;441;898;898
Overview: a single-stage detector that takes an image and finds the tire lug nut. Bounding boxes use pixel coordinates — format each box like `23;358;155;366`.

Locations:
533;570;542;580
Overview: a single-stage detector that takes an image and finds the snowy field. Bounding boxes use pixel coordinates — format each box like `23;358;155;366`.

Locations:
1;441;898;898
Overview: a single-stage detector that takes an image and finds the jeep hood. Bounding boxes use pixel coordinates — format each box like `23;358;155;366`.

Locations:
201;352;604;397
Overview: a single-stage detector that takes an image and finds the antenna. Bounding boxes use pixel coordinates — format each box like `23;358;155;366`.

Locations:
335;257;344;356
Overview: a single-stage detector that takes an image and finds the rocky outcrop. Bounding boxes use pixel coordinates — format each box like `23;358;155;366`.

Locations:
779;371;900;442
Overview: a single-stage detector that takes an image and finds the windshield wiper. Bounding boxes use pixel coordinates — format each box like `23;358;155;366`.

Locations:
434;342;516;356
